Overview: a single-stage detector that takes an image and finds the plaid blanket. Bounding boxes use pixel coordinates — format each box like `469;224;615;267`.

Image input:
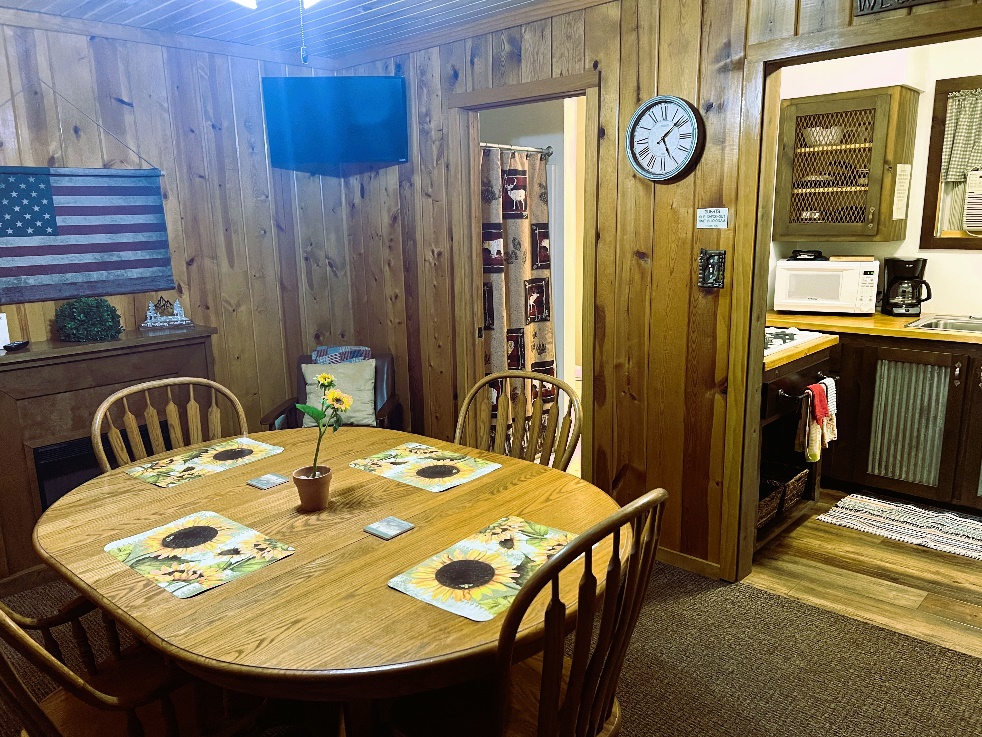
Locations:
311;345;372;364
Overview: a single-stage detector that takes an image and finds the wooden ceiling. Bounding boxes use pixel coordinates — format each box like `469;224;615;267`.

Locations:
4;0;542;59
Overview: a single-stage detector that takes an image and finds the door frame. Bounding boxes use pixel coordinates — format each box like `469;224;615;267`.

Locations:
727;7;982;580
446;71;601;480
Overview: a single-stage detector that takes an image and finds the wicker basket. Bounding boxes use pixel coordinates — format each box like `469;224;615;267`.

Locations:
756;484;783;529
761;462;810;516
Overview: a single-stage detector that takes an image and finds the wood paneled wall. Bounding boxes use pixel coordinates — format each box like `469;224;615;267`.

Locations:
0;23;358;432
0;0;976;577
329;0;980;574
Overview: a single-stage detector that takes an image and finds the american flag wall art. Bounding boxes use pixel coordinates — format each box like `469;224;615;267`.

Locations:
0;167;175;304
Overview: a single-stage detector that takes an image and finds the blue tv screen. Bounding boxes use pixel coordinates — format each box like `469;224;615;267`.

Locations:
262;76;409;171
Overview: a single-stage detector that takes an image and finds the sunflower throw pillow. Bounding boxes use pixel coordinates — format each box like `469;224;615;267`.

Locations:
301;360;377;427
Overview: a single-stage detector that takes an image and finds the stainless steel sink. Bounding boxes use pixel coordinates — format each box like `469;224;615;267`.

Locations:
906;315;982;332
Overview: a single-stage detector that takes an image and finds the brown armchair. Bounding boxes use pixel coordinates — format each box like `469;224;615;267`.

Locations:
260;353;402;431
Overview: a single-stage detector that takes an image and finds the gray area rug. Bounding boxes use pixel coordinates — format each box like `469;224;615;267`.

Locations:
3;564;981;736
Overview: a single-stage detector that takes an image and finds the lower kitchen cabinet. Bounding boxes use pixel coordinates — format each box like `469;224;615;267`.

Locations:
826;334;980;507
954;355;982;510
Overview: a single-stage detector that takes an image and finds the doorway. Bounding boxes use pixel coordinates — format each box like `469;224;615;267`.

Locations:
478;98;588;474
737;28;982;658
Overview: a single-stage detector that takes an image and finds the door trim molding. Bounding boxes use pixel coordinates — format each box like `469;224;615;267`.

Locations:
726;10;982;581
447;72;600;111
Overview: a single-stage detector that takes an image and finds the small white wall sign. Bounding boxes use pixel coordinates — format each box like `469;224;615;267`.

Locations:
0;313;8;348
697;207;729;229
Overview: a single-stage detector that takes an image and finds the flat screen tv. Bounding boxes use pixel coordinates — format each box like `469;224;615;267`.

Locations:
262;76;409;172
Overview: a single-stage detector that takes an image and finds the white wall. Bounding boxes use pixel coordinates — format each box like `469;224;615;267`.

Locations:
769;38;982;316
480;100;575;381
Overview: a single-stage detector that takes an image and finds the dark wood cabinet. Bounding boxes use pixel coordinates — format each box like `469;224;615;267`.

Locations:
954;355;982;510
855;344;967;501
755;344;836;552
0;328;216;578
826;334;980;506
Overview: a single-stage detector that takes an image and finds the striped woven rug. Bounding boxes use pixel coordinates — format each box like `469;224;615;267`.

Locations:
818;494;982;560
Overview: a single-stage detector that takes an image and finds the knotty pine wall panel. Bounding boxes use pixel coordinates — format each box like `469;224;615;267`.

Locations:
1;0;976;576
330;0;982;572
0;23;357;433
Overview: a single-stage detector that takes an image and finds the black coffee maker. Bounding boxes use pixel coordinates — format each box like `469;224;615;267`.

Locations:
882;257;932;317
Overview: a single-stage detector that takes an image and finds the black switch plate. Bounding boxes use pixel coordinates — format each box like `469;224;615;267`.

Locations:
698;249;725;289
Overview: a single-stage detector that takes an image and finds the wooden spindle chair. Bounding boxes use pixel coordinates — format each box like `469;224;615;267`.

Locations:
455;371;582;472
391;488;669;737
0;597;183;737
0;597;268;737
91;378;249;473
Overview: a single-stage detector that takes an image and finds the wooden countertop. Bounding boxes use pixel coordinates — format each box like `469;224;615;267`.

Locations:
767;311;982;345
763;333;839;373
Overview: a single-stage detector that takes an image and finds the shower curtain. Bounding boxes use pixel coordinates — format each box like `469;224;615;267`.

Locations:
480;148;556;411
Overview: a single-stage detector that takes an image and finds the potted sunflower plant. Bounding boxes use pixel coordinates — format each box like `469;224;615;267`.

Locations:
294;372;353;512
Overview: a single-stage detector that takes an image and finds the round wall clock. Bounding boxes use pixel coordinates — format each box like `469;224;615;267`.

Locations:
624;95;705;183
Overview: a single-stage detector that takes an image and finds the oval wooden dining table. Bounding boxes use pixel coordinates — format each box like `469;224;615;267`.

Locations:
33;427;620;712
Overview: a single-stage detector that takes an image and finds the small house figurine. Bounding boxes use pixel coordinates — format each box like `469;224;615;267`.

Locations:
141;296;194;330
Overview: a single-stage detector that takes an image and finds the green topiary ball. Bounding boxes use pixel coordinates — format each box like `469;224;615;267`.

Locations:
55;297;124;342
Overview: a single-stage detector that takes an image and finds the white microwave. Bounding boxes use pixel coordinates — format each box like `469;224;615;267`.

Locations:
774;259;878;314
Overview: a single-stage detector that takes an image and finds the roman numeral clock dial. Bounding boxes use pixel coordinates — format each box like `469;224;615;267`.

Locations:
625;95;705;183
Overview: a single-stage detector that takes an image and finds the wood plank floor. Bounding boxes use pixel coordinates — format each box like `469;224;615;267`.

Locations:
745;490;982;659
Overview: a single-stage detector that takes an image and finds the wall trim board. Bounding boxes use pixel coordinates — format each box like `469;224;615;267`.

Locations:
447;71;600;110
0;7;335;69
656;547;722;580
329;0;613;68
728;10;982;581
747;4;982;63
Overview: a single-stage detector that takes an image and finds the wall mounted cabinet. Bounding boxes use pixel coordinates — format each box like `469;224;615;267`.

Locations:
772;85;920;242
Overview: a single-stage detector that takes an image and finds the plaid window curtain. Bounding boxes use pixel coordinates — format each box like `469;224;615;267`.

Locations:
480;149;556;399
939;89;982;232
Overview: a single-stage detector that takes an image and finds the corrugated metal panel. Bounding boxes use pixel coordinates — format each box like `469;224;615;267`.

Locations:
868;358;949;487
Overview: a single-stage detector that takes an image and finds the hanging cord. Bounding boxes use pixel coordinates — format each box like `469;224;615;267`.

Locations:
298;0;309;64
0;79;157;170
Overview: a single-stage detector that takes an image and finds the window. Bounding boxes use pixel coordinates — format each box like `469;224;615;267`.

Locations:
920;75;982;250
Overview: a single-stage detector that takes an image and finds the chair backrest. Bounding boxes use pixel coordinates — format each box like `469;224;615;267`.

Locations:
454;371;582;472
91;377;248;472
496;487;669;737
295;353;396;413
0;601;148;737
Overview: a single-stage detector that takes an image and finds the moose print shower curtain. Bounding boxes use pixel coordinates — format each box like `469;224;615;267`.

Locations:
480;148;556;402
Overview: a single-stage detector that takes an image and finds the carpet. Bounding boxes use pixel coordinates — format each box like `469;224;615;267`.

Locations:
817;493;982;560
3;564;982;737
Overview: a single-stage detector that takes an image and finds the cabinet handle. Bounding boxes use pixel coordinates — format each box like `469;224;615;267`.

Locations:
954;361;961;387
867;207;876;228
978;366;982;390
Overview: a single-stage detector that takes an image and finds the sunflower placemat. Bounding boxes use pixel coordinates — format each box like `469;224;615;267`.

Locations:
349;442;500;493
104;511;294;599
125;437;283;488
388;516;574;621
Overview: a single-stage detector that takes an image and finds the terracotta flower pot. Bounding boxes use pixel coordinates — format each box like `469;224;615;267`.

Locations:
293;466;332;513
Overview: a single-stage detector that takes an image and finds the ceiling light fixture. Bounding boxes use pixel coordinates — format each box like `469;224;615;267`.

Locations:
230;0;257;8
303;0;325;7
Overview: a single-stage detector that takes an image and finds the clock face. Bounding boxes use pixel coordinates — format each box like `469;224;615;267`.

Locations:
625;95;703;183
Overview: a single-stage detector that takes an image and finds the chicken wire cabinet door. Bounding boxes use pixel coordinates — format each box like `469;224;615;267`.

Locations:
772;86;919;242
